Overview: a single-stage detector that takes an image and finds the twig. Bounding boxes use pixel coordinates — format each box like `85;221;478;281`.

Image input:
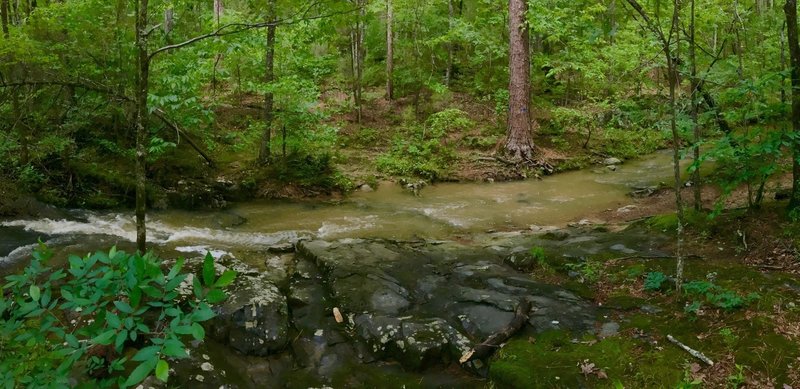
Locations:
667;334;714;366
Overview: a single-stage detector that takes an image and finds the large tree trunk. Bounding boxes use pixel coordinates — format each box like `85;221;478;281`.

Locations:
504;0;534;161
386;0;393;100
690;0;701;210
135;0;150;253
259;0;276;164
785;0;800;212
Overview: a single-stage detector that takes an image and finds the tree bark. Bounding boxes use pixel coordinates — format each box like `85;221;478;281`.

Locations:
690;0;701;211
670;0;685;293
386;0;393;100
135;0;150;253
785;0;800;212
504;0;534;161
259;0;276;164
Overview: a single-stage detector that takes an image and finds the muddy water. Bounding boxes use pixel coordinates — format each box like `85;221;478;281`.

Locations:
1;150;686;265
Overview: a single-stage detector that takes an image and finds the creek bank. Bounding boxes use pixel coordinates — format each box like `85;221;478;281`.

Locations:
166;224;674;387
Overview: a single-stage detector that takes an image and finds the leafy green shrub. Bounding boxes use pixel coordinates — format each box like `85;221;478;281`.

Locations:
377;109;471;180
643;271;668;291
595;127;668;159
0;244;235;388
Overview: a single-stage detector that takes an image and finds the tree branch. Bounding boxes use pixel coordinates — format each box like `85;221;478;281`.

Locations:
148;2;360;61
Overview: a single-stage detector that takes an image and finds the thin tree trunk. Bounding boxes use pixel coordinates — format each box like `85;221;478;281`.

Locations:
446;0;454;86
671;0;685;293
690;0;701;210
1;0;9;37
504;0;534;161
785;0;800;212
782;21;787;104
135;0;150;253
259;0;276;164
386;0;393;100
212;0;223;95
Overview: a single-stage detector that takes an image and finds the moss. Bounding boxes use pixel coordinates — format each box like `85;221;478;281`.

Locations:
606;295;646;311
490;330;687;388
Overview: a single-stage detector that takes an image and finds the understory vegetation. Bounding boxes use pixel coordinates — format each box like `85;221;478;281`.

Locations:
0;245;234;387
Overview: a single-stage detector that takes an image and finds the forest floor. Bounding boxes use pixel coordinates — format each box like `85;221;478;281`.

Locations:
487;171;800;387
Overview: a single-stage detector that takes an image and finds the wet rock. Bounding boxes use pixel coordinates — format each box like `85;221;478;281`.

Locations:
458;305;515;338
541;230;570;241
359;184;374;192
599;322;620;338
603;157;622;165
267;242;295;253
503;248;538;272
607;165;618;171
610;244;636;254
207;271;289;356
630;186;657;198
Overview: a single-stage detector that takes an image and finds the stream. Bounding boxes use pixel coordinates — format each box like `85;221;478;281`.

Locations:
0;151;685;388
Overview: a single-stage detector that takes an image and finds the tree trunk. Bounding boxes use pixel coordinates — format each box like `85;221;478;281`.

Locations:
1;0;9;37
504;0;534;161
670;0;685;293
785;0;800;212
782;21;787;104
350;0;365;124
211;0;223;95
446;0;454;86
135;0;150;253
259;0;276;164
386;0;393;100
690;0;701;211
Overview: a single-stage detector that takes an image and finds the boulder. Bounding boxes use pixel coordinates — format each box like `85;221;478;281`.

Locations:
603;157;622;165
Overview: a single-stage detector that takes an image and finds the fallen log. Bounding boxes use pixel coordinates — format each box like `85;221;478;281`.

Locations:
460;298;533;364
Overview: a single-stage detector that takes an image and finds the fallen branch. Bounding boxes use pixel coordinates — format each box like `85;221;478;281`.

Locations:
667;334;714;366
609;254;704;261
460;298;533;364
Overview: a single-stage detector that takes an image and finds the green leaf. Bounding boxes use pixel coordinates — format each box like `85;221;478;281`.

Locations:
190;322;205;341
202;253;216;286
162;339;188;358
29;285;41;302
123;359;157;388
214;270;237;288
92;329;117;345
155;359;169;382
114;300;134;314
206;289;227;304
132;345;160;362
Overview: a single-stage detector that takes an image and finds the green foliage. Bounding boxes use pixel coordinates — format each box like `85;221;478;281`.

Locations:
377;109;472;180
0;244;235;388
565;260;603;284
643;272;668;292
682;280;760;312
727;364;747;389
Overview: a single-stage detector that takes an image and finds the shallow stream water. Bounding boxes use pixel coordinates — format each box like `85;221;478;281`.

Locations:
0;150;684;266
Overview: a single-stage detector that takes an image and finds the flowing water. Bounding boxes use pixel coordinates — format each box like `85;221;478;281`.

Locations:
0;151;686;268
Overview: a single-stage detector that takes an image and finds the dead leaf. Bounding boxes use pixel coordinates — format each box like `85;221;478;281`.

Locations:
690;363;702;374
580;362;596;376
596;370;608;379
333;307;344;323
